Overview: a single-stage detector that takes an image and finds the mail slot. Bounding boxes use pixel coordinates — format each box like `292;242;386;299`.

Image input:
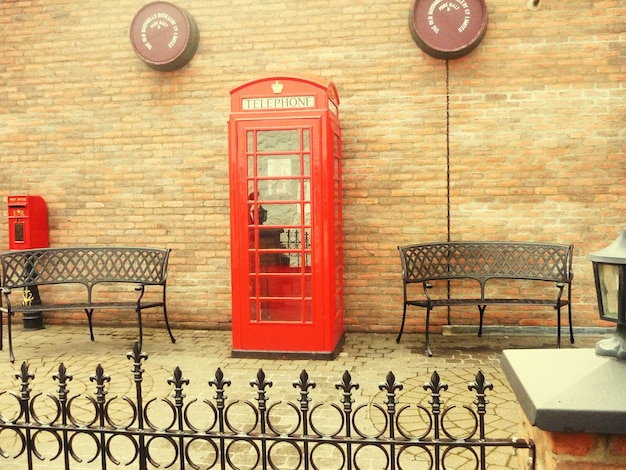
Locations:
8;195;49;250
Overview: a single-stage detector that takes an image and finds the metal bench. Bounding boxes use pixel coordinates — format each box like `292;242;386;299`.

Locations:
0;247;175;362
397;241;574;356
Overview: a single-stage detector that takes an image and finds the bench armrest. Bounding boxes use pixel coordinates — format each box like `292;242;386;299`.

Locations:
135;284;146;305
1;287;12;313
422;281;433;303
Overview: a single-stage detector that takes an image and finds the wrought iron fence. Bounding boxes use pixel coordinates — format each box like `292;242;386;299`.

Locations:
0;342;535;469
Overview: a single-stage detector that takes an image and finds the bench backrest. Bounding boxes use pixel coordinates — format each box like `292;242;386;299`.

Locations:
399;242;573;285
0;247;170;289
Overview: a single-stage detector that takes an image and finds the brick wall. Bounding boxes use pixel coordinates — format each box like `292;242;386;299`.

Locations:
0;0;624;333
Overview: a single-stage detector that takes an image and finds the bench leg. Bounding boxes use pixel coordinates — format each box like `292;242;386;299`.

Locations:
568;303;575;344
7;311;14;363
556;306;562;349
425;307;433;357
137;308;143;351
396;304;408;343
162;304;176;344
478;305;487;337
84;309;95;341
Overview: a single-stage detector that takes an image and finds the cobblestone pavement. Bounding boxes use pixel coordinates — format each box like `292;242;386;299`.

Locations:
0;324;605;469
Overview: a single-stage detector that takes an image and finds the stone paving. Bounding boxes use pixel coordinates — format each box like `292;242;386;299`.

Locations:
0;324;605;469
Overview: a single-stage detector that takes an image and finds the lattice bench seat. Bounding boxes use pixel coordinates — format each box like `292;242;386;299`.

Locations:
0;247;175;362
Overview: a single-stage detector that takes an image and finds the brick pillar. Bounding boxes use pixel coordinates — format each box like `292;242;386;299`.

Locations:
502;349;626;470
517;410;626;470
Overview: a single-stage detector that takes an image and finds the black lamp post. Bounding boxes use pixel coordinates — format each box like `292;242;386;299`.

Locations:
588;227;626;360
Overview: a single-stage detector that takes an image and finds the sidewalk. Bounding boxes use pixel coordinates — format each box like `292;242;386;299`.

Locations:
0;324;605;469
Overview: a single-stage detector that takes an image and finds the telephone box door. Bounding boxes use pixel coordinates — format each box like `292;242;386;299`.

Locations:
229;75;343;357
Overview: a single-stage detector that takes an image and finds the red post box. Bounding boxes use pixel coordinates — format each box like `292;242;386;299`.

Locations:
8;195;49;250
7;195;49;330
228;75;344;358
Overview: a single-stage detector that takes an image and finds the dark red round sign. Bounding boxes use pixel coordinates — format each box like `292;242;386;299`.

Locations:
130;2;200;71
410;0;488;60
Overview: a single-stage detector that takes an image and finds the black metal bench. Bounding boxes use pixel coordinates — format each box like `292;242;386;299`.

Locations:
0;247;175;362
397;241;574;356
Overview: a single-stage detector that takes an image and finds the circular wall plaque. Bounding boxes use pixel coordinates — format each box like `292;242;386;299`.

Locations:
409;0;488;60
130;2;200;71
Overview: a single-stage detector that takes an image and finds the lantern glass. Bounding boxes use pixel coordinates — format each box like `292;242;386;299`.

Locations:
596;263;622;321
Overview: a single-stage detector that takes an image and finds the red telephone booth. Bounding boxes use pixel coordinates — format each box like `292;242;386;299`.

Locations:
228;75;344;358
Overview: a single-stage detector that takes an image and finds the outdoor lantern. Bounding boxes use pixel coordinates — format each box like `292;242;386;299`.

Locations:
588;227;626;360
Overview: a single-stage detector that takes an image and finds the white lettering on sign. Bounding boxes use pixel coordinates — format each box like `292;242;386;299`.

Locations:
427;0;471;34
242;96;316;110
140;12;179;51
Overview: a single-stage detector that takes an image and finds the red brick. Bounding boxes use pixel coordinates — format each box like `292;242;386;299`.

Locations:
557;463;626;470
546;432;597;456
610;436;626;456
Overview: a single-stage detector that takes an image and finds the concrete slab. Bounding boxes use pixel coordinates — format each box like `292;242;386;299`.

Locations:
502;348;626;434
